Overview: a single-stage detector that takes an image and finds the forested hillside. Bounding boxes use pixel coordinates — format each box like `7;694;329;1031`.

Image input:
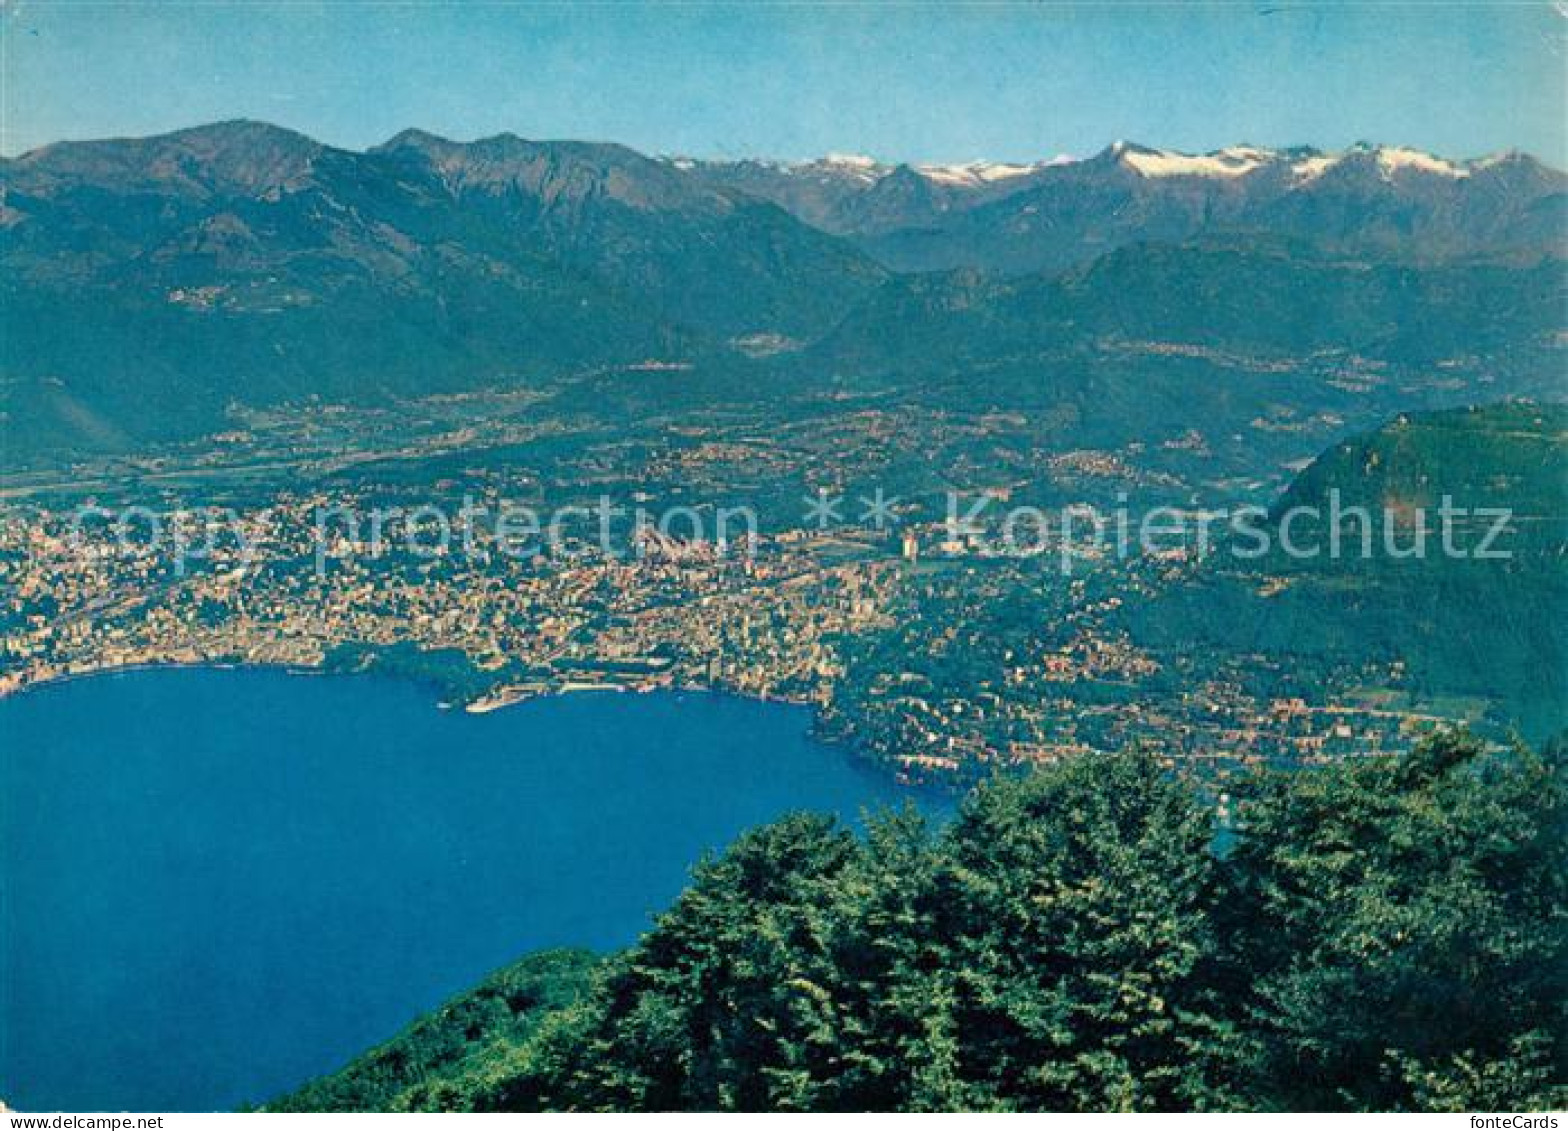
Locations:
272;731;1567;1113
1129;402;1568;740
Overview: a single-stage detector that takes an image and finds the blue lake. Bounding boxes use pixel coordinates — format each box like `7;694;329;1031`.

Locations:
0;668;941;1111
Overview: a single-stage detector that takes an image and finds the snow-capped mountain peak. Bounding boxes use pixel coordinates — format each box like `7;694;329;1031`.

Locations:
913;157;1076;187
1117;144;1273;179
1373;146;1468;179
664;142;1532;190
820;152;880;170
1102;141;1508;184
813;153;886;183
1293;155;1337;182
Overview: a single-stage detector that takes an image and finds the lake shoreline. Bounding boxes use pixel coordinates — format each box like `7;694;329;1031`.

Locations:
2;666;941;1112
1;655;953;790
3;656;817;720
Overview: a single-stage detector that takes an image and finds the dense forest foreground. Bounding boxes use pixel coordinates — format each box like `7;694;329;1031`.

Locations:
274;730;1567;1113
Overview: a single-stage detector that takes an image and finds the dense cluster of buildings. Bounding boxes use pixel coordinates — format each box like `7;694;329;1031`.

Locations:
0;492;1466;785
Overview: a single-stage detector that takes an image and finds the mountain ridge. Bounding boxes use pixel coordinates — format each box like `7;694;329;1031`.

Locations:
0;120;888;455
2;121;1562;461
673;137;1565;264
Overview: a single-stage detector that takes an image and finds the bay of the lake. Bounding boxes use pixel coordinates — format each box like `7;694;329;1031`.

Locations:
0;667;942;1112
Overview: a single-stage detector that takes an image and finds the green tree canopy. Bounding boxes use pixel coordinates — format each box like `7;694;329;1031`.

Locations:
272;732;1566;1113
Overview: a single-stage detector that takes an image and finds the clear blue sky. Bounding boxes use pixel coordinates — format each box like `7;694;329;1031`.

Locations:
2;2;1564;163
